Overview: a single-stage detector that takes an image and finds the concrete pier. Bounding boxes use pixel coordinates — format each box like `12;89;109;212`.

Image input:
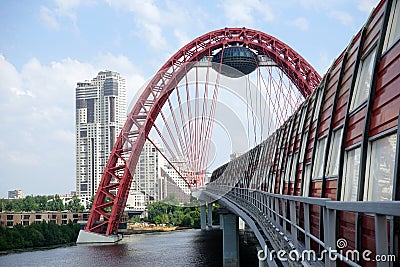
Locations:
200;205;207;230
222;213;239;267
76;230;122;244
207;203;213;227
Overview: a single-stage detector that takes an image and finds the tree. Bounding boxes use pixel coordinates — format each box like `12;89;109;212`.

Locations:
46;195;64;211
67;195;84;212
22;196;38;211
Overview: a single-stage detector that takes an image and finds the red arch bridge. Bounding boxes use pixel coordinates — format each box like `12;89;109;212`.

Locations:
77;1;400;266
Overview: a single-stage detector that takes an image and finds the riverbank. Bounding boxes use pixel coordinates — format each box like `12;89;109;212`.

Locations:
0;242;76;256
0;221;80;252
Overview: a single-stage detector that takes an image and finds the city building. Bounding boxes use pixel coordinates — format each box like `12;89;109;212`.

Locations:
0;211;90;228
75;71;126;205
126;140;191;211
8;190;23;199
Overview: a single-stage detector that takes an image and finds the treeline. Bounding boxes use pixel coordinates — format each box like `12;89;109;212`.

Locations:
0;221;80;251
0;195;85;212
144;201;219;228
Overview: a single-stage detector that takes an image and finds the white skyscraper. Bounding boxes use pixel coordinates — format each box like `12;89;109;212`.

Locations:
75;70;126;204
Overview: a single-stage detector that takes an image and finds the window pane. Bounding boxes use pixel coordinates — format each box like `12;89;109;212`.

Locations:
383;0;400;51
326;128;343;176
365;134;397;201
342;147;361;201
270;173;276;193
299;132;308;162
313;90;323;121
290;152;298;182
299;108;307;131
312;137;327;179
303;164;311;197
350;48;377;111
285;154;292;182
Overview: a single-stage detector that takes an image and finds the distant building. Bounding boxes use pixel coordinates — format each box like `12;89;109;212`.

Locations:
126;140;191;210
127;140;165;209
0;211;90;228
8;190;23;199
75;71;127;204
230;152;244;160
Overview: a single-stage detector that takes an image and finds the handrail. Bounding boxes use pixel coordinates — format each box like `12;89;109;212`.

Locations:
202;185;398;267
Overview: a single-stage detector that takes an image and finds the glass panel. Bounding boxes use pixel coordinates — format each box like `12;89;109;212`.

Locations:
285;154;292;182
302;164;311;197
312;137;327;179
365;134;397;201
326;128;343;176
313;90;323;121
342;147;361;201
290;152;298;182
299;107;307;131
270;173;276;193
299;132;308;163
383;0;400;51
350;48;377;111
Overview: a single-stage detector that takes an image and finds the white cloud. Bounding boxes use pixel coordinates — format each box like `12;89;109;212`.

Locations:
93;52;146;101
219;0;274;26
10;87;35;98
0;54;144;189
329;10;354;26
355;0;380;13
39;6;60;30
316;51;332;75
296;0;339;10
38;0;94;30
173;29;190;48
106;0;209;53
6;151;40;166
52;129;75;144
107;0;168;49
290;17;309;31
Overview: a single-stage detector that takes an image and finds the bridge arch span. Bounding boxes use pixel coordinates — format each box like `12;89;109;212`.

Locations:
85;27;321;235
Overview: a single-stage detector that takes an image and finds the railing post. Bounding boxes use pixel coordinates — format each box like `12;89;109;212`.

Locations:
304;203;311;250
274;198;280;226
375;214;389;267
289;200;298;249
323;207;336;267
262;193;266;215
282;199;287;232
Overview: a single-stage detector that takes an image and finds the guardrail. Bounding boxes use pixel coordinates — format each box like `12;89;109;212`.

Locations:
204;185;399;267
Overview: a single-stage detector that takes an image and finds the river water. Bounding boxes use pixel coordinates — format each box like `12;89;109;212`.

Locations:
0;229;259;267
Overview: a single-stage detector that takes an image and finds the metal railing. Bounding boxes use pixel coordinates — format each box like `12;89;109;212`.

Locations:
203;185;400;267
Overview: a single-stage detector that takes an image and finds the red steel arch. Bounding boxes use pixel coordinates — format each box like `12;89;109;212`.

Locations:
85;27;322;235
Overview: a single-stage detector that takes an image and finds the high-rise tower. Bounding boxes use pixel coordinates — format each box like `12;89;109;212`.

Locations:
75;71;126;205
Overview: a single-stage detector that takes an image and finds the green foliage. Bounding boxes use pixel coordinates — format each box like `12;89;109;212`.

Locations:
0;195;84;212
0;221;81;251
66;195;84;212
128;216;143;223
146;201;202;228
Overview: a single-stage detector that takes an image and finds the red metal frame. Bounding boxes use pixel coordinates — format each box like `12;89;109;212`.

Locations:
85;27;321;235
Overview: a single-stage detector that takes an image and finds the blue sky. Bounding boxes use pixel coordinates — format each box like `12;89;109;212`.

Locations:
0;0;380;197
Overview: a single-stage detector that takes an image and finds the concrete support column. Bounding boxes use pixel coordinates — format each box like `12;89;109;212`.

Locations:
200;204;207;230
207;203;213;227
222;213;239;267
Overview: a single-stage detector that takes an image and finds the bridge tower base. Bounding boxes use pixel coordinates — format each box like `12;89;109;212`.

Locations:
222;213;239;267
76;230;122;244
